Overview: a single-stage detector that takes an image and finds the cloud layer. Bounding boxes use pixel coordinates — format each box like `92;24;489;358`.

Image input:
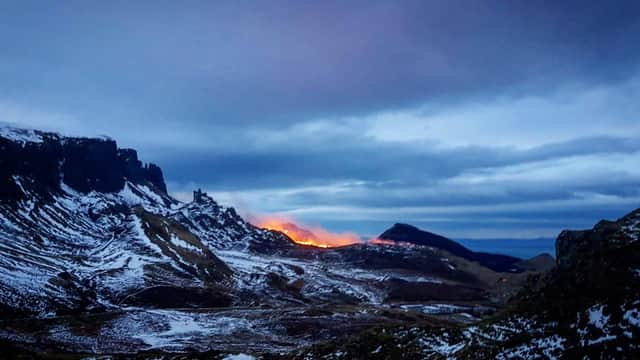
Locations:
1;1;639;238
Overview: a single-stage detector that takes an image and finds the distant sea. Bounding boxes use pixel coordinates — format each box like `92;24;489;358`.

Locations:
456;238;556;260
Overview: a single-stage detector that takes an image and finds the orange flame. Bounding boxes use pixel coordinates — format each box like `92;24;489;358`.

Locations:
253;215;362;248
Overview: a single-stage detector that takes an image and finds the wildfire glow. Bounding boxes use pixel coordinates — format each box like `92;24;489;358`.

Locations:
254;216;362;248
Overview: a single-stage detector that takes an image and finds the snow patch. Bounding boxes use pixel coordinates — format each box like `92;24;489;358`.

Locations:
223;354;256;360
0;126;44;144
588;304;609;330
624;308;640;327
169;234;203;254
497;335;565;360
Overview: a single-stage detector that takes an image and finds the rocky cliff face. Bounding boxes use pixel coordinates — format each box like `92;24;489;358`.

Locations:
0;127;167;205
485;208;640;357
556;208;640;270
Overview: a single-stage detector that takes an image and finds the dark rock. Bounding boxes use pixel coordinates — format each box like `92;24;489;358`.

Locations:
118;148;168;193
0;135;61;202
193;188;215;205
556;209;640;270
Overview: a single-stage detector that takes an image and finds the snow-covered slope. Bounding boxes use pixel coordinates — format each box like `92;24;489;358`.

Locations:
169;189;294;253
0;176;231;316
0;128;255;316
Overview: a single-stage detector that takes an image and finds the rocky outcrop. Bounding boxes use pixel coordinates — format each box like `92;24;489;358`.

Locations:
170;189;295;253
515;208;640;316
496;208;640;356
556;209;640;270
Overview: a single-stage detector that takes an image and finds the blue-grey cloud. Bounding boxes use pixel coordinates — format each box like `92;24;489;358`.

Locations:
1;1;639;128
1;1;639;238
156;135;640;189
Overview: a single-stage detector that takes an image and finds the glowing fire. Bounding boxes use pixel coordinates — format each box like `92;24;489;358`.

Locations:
254;216;362;248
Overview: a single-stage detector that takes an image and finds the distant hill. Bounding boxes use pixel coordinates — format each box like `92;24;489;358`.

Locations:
378;223;523;272
456;238;556;260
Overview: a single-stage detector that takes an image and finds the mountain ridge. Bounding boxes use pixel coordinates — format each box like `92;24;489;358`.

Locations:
379;223;523;272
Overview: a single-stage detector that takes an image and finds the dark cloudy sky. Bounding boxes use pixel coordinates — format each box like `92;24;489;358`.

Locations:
1;1;639;238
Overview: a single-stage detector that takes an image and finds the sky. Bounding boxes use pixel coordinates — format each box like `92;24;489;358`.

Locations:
1;1;639;239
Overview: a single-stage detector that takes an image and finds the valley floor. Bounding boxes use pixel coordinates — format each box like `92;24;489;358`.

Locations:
0;303;475;357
